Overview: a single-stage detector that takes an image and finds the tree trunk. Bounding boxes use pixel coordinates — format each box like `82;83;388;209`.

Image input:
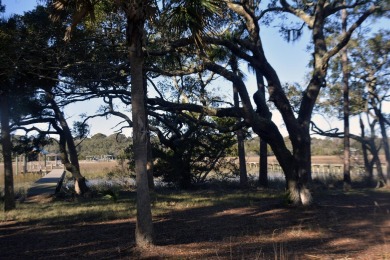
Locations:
236;129;248;188
290;131;312;206
377;113;390;187
256;70;268;187
259;139;268;187
233;87;248;189
367;71;389;187
126;1;154;247
341;6;351;190
359;116;374;186
144;76;155;190
23;154;27;174
46;90;88;195
130;51;155;246
0;93;15;211
146;136;155;190
230;56;248;188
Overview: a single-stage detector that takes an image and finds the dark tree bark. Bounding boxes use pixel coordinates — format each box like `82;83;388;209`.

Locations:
367;71;389;187
360;116;374;186
125;0;154;247
230;57;248;188
144;75;155;190
46;90;88;195
215;0;378;205
341;5;352;190
256;70;268;188
0;93;15;211
378;114;390;187
146;136;155;190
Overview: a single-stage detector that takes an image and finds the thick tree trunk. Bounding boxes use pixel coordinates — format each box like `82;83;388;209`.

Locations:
250;115;312;205
258;139;268;187
1;94;15;211
131;51;154;246
290;131;312;206
126;1;154;247
256;70;268;187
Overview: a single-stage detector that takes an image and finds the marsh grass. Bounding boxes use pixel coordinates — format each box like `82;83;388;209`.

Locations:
0;172;42;198
79;161;118;179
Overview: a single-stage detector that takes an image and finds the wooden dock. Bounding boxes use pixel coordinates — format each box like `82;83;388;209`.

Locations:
27;169;66;197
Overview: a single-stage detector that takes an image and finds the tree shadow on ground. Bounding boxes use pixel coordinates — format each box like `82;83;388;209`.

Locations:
0;189;389;259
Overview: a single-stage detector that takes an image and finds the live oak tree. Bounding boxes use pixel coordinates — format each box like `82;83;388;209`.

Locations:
147;0;387;205
149;74;238;188
3;6;92;195
220;0;386;205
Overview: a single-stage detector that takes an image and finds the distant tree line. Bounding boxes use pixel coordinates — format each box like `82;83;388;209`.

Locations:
243;136;384;157
43;133;131;160
21;133;383;162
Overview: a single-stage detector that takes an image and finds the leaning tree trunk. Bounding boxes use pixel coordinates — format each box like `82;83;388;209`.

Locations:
57;134;88;194
46;90;88;195
0;93;15;211
126;0;154;247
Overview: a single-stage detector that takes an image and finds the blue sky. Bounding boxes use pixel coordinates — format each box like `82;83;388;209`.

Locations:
1;0;37;16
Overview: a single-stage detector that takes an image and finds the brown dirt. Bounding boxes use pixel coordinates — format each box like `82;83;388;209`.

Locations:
1;189;389;259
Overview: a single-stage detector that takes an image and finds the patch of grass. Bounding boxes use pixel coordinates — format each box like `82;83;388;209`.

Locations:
1;188;284;224
0;192;136;223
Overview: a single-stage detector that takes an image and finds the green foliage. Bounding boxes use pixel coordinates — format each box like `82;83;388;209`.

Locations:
72;121;90;140
152;115;238;189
